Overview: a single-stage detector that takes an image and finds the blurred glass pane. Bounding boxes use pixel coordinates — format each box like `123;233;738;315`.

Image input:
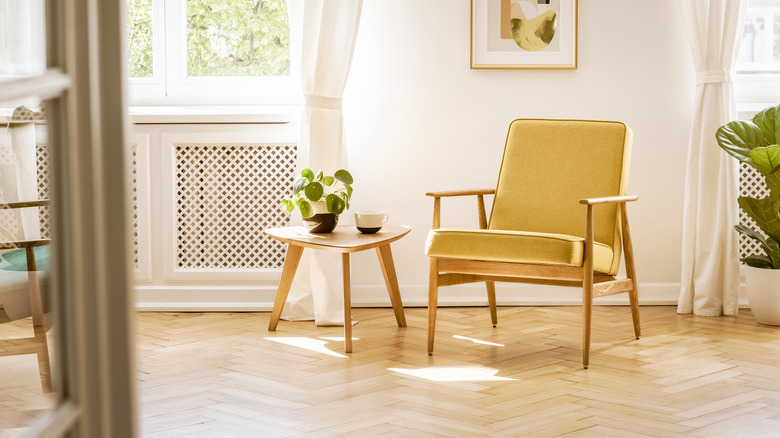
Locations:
127;0;154;78
186;0;290;77
774;12;780;63
739;11;765;65
0;103;55;434
0;0;46;79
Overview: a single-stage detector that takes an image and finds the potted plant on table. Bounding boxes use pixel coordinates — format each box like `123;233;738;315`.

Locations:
281;168;353;233
716;103;780;325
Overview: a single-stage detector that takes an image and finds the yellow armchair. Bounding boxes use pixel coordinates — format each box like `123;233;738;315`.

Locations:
425;119;639;368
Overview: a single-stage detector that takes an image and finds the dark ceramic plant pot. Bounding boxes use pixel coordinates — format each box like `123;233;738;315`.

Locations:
302;213;339;233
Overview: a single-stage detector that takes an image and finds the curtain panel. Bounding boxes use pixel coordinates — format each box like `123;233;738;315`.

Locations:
678;0;746;316
282;0;363;326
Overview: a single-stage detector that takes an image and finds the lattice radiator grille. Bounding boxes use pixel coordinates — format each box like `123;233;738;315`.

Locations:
174;144;295;269
739;162;767;258
36;143;141;268
36;144;51;239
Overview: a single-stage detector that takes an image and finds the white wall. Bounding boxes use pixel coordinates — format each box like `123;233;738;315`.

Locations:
341;1;696;306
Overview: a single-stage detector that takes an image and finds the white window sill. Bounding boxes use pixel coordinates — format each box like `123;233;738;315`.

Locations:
1;105;301;125
129;105;300;124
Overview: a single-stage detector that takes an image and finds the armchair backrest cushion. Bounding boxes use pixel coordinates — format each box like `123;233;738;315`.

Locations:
489;119;632;274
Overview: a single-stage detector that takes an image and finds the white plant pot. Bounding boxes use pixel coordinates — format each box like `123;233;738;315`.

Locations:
745;265;780;325
310;201;329;215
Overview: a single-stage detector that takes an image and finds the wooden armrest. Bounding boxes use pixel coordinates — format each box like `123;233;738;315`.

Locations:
579;195;638;205
0;239;51;250
0;199;50;209
425;189;495;198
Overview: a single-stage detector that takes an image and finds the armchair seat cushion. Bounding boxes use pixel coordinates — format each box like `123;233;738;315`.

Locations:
426;228;614;274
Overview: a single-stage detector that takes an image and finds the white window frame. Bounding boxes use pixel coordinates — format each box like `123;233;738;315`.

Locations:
128;0;299;106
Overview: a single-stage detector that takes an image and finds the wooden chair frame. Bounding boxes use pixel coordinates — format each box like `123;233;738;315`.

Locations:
0;199;52;391
426;189;639;368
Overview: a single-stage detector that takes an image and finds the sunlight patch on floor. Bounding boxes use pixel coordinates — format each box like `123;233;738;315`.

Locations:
388;366;516;382
264;337;348;358
453;335;504;347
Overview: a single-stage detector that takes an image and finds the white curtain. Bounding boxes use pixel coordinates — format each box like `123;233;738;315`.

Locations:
0;0;46;76
678;0;746;316
282;0;363;326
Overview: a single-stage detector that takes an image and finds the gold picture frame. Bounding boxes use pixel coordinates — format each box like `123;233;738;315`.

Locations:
471;0;578;69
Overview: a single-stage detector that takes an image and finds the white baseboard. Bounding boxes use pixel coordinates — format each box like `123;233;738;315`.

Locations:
134;282;693;312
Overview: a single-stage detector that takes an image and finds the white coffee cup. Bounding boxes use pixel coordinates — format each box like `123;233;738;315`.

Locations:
354;210;388;234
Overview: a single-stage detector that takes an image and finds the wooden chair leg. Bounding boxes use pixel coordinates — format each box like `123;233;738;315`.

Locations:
621;203;641;339
486;281;497;327
26;248;51;392
427;257;439;355
582;205;594;369
33;323;51;392
582;280;593;369
628;285;640;340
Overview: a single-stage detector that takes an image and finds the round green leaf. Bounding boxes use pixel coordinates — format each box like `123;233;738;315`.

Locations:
301;168;314;180
304;181;324;201
321;176;335;186
334;169;353;185
280;199;294;212
339;191;350;210
293;177;308;195
326;193;345;214
297;199;313;218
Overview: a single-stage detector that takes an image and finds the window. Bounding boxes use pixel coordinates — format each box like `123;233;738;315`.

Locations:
126;0;295;105
736;0;780;107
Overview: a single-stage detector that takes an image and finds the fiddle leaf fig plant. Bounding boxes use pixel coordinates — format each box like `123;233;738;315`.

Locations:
280;168;353;218
717;103;780;268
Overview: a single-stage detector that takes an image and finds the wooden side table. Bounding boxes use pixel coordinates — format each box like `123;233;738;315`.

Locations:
264;224;411;353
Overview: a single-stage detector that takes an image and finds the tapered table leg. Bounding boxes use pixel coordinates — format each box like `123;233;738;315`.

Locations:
342;253;352;353
376;244;406;327
268;244;304;331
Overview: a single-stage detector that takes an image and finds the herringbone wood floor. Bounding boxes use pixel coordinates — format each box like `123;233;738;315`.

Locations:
2;306;780;437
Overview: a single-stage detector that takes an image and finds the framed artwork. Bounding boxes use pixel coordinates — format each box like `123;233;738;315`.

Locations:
471;0;578;69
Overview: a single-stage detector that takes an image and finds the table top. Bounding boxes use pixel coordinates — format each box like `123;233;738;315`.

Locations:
264;225;411;253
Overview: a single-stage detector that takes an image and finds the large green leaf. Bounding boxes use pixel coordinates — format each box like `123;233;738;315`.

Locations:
741;255;775;269
735;224;776;251
753;103;780;146
716;121;767;164
749;145;780;175
738;196;780;243
301;168;314;180
735;224;780;268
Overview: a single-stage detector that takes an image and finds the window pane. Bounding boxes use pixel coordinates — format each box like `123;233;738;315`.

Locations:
186;0;290;77
128;0;154;78
739;10;765;65
774;12;780;63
